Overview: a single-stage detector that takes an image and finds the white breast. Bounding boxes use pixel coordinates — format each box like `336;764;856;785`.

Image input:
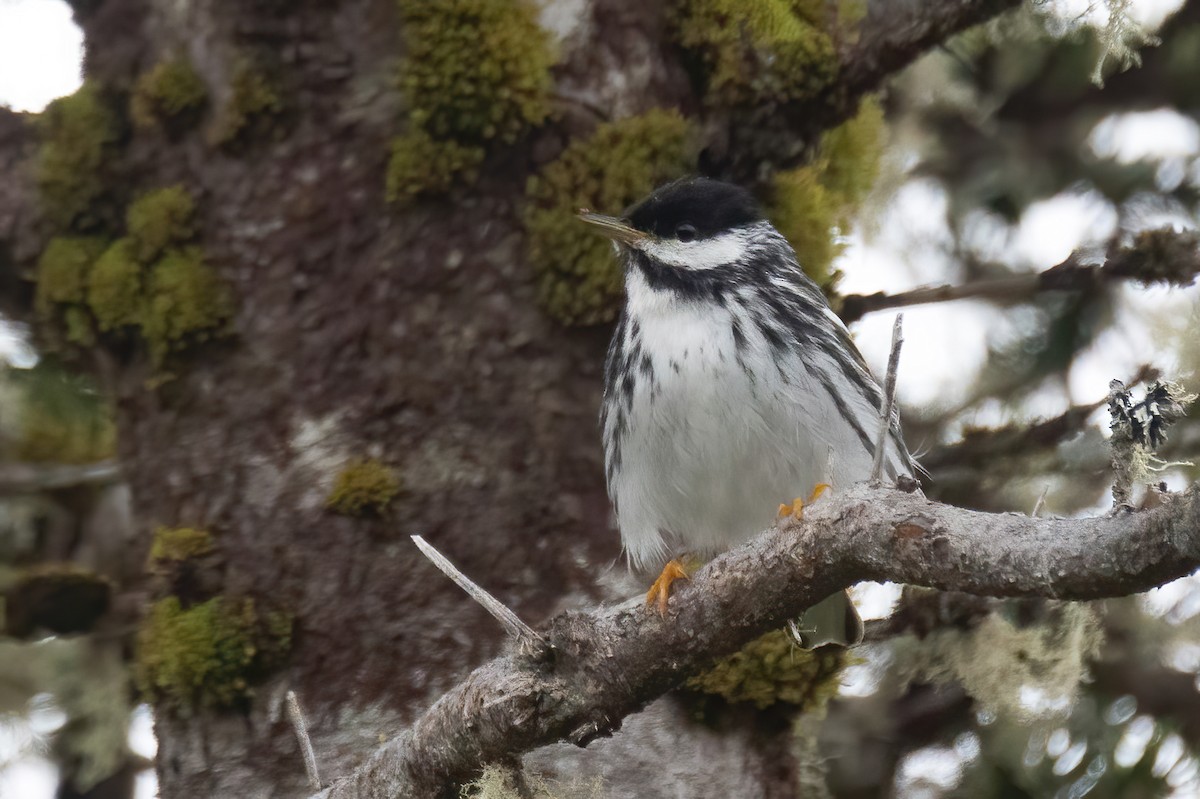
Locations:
607;270;878;571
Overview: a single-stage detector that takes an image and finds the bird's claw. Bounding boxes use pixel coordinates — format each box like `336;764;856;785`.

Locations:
645;559;690;616
778;483;832;520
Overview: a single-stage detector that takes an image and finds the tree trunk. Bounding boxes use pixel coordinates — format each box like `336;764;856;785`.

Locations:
0;0;1021;795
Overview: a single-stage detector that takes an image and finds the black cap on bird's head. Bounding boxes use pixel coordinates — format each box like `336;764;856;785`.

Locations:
578;177;765;246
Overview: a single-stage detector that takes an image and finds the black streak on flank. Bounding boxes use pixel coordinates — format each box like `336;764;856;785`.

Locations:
730;318;746;354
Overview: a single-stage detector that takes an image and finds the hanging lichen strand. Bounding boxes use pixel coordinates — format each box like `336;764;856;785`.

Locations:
386;0;556;205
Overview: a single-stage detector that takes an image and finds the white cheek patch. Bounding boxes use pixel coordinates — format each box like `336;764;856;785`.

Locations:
637;229;750;271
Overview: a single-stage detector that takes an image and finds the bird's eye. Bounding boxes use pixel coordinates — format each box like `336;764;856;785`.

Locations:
676;224;698;242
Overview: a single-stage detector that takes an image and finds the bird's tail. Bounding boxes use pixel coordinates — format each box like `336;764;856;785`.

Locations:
789;590;863;649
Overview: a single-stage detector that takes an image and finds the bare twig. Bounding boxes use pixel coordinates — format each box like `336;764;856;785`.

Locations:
287;690;322;791
872;314;904;482
314;484;1200;799
838;230;1200;324
1031;485;1049;518
411;535;544;649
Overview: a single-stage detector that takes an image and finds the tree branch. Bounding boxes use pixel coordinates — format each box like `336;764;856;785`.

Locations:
0;460;122;495
313;482;1200;799
838;228;1200;324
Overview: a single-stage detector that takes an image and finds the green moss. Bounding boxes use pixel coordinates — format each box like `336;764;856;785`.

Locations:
326;458;400;516
399;0;554;144
673;0;837;108
8;362;116;464
36;82;121;230
34;237;108;318
769;98;885;290
126;186;196;263
685;628;847;710
385;130;485;206
389;0;555;201
15;403;116;464
87;238;143;332
148;528;214;563
524;110;697;325
135;596;291;712
142;247;232;367
209;62;282;147
131;58;208;130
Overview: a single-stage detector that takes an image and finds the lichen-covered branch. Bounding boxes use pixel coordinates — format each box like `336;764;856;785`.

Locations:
0;460;122;495
313;482;1200;799
838;228;1200;324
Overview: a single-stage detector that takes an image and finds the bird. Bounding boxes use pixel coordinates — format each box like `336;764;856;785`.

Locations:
579;176;916;648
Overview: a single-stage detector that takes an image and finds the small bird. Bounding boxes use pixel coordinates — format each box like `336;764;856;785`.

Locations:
580;177;915;648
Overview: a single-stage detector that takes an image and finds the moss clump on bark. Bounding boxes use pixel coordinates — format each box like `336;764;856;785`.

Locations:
135;596;292;712
36;82;122;230
769;98;886;290
8;362;116;464
684;628;847;710
70;187;230;366
388;0;555;202
385;130;485;206
88;238;143;332
34;237;108;328
672;0;838;108
126;185;196;263
209;62;282;147
148;528;214;564
141;247;232;366
399;0;553;143
326;458;400;516
131;58;208;131
524;110;697;326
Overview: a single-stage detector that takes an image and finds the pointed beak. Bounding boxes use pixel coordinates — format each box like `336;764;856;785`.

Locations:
577;210;648;246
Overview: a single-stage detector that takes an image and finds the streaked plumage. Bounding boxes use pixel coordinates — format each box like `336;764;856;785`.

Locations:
592;178;915;646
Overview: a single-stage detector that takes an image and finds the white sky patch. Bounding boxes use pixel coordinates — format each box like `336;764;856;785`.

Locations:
0;0;82;112
1090;109;1200;163
128;705;157;759
0;321;37;368
851;303;995;410
1014;191;1118;267
0;756;57;799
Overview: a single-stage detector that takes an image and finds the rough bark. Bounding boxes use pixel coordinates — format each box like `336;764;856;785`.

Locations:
0;0;1029;797
314;481;1200;799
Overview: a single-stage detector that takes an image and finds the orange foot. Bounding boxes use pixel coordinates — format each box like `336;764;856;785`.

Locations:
778;483;832;520
646;559;690;617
